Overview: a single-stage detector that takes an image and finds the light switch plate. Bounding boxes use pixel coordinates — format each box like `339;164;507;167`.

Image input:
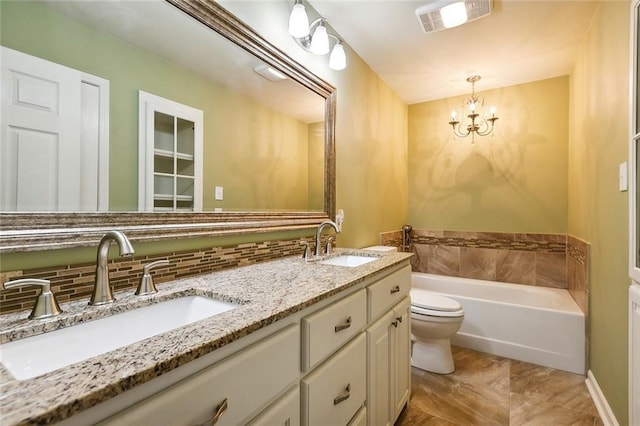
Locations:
214;186;224;200
620;162;629;192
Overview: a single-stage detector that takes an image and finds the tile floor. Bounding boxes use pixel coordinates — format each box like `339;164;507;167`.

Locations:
396;346;603;425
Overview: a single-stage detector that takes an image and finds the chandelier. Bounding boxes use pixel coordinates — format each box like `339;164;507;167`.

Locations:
448;75;498;143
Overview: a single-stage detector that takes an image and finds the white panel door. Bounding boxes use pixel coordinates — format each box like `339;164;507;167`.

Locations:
631;284;640;425
1;47;90;211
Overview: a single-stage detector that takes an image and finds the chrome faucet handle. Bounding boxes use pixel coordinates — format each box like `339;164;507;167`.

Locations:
325;237;335;255
3;279;62;320
136;259;170;296
300;240;312;261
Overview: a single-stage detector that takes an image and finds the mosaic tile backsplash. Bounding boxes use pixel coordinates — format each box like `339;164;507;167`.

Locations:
0;237;317;315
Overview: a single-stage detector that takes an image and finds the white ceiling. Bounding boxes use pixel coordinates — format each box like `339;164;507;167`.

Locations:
308;0;600;104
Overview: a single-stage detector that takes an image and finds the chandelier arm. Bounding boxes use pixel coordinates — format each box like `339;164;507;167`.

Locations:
451;122;472;138
475;117;499;136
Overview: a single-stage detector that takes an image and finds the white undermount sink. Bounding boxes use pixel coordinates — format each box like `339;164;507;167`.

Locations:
319;254;378;267
0;295;238;380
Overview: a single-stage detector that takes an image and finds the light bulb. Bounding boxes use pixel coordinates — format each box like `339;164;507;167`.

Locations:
469;102;476;112
288;2;310;38
440;1;468;29
310;21;330;55
329;42;346;70
451;110;457;120
490;106;496;116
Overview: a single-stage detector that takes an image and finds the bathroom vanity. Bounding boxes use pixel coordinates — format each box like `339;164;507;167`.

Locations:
0;249;412;425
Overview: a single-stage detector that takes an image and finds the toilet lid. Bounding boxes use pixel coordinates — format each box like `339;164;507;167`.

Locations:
410;288;462;312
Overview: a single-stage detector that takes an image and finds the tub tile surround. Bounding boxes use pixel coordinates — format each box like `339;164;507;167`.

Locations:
0;249;413;424
380;229;590;316
0;237;326;315
567;235;590;314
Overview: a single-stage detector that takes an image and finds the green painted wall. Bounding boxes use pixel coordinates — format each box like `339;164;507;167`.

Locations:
568;1;630;423
1;1;315;212
330;55;409;248
408;77;569;233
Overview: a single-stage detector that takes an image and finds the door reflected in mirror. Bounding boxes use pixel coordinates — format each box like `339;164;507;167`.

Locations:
0;0;326;213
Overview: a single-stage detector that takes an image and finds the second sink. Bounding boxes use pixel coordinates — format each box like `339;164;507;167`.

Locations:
0;295;238;380
319;255;378;267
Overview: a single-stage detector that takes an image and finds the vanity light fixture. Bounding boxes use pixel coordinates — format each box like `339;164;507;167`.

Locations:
415;0;492;33
287;0;347;70
448;75;499;144
309;20;330;55
328;41;346;71
288;0;310;38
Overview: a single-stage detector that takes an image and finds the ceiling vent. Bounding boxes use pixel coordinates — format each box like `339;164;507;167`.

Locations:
416;0;492;33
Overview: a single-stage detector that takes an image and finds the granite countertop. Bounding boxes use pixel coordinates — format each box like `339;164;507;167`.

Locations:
0;248;412;425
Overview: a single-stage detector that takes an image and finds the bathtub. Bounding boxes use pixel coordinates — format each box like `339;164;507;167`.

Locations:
411;272;585;375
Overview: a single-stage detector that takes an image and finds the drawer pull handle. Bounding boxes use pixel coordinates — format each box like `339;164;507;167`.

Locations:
396;316;403;323
197;398;228;426
390;285;400;294
333;384;351;405
392;320;399;328
334;316;352;332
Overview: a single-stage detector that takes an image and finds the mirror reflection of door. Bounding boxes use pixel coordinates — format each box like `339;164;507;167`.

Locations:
138;91;203;212
0;47;109;211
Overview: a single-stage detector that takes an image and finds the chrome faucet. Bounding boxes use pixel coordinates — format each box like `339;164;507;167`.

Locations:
89;230;135;305
315;220;340;257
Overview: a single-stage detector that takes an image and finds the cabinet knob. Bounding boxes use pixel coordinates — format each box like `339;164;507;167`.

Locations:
334;316;352;332
333;383;351;405
195;397;228;426
390;285;400;294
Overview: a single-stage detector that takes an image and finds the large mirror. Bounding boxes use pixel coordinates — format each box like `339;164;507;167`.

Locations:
0;0;336;252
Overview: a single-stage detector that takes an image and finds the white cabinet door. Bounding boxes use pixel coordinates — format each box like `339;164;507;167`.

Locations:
1;46;108;211
391;297;411;421
366;310;393;426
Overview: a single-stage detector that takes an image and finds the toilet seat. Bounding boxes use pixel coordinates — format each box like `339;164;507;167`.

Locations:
410;288;464;318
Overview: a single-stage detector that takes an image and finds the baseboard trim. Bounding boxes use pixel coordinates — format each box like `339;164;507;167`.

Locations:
585;370;619;426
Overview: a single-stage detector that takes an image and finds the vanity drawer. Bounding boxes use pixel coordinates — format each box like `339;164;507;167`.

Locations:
101;324;299;426
349;406;367;426
301;333;366;426
301;288;366;371
367;265;411;322
247;385;300;426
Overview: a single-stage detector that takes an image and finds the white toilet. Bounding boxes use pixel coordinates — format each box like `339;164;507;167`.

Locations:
410;288;464;374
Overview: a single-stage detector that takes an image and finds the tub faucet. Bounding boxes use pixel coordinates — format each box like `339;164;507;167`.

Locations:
89;230;135;305
315;220;340;257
